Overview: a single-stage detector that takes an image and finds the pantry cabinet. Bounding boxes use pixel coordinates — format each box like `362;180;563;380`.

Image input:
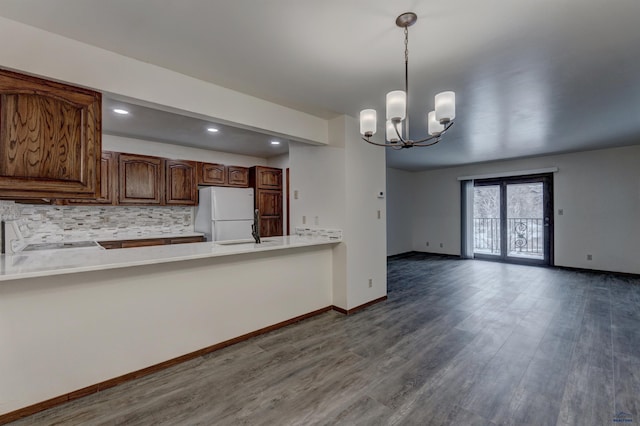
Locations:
250;166;283;237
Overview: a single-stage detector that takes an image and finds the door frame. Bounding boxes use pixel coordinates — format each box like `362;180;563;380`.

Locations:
473;173;554;266
286;167;290;236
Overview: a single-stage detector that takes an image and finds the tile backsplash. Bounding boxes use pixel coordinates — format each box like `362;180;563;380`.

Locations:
0;201;194;244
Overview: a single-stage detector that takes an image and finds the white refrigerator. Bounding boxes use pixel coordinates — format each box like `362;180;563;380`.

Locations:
195;187;255;241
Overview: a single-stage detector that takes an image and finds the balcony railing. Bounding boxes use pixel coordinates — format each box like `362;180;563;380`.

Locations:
473;217;543;257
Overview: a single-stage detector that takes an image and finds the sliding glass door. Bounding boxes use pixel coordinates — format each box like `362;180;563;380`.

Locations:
473;174;553;265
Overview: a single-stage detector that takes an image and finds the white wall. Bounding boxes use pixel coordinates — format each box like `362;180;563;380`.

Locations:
398;145;640;274
104;134;268;167
343;117;387;309
0;16;327;146
266;153;290;171
289;116;387;310
0;247;333;415
410;166;464;256
386;168;414;256
289;141;347;306
289;143;345;231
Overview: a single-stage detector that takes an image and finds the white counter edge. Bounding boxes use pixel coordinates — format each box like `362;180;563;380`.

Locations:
0;236;341;282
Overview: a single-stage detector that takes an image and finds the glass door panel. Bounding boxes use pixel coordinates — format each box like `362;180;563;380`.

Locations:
506;183;544;260
473;185;501;257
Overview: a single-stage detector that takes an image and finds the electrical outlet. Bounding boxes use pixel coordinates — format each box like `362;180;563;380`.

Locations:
377;210;381;219
302;215;306;225
440;243;443;248
368;278;373;288
558;209;564;216
426;242;429;247
314;216;319;225
294;190;299;200
587;254;593;261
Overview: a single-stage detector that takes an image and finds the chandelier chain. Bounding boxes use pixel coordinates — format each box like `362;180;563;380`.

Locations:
404;26;409;64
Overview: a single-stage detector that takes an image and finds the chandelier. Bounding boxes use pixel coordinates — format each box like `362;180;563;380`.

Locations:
359;12;456;149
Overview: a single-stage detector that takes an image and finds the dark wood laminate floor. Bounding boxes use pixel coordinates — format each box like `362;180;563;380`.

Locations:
10;254;640;425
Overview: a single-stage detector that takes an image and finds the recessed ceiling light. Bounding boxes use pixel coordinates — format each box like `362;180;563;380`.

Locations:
113;108;129;115
207;127;219;133
270;140;281;145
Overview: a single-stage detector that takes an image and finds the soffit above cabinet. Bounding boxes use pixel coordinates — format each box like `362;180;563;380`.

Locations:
103;97;290;159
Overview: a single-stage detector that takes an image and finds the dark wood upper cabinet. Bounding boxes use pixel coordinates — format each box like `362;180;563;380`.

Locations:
227;166;249;187
198;162;225;185
64;151;116;205
0;69;101;199
118;153;163;205
252;166;282;190
96;151;117;204
165;159;197;205
198;162;249;188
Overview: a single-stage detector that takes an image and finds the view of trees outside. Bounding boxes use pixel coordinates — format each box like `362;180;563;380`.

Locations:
473;183;543;258
473;186;501;254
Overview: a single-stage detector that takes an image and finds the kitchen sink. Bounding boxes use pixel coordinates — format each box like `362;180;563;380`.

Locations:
216;239;275;246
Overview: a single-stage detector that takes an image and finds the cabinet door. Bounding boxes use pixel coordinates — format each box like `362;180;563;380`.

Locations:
260;217;283;238
256;167;282;189
65;151;116;205
198;162;225;185
168;236;205;244
257;190;282;216
257;189;283;237
166;160;197;205
118;154;163;205
227;166;249;187
120;239;165;248
0;70;101;199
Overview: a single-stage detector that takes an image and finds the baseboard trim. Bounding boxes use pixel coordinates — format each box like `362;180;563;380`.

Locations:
555;265;640;279
411;251;462;259
332;295;388;315
386;251;415;260
0;306;333;425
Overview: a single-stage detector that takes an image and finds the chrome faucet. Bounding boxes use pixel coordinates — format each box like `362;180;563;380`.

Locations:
251;209;261;244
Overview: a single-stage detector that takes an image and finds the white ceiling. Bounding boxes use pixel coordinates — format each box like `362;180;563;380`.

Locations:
1;0;639;170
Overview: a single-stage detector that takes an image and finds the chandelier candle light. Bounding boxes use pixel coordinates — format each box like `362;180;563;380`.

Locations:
359;12;456;149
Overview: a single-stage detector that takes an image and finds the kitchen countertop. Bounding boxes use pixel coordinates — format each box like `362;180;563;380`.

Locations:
0;236;341;282
95;232;205;241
